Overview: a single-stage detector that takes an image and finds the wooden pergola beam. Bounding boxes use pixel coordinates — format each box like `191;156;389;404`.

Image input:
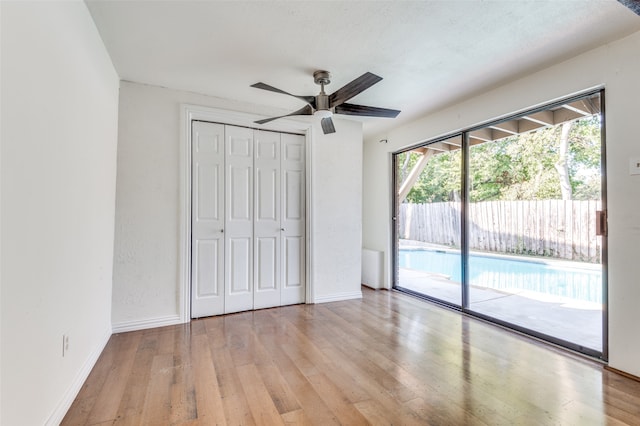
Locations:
441;136;462;147
518;118;547;133
553;108;586;125
469;128;493;142
489;128;513;141
562;99;601;118
467;97;602;145
424;142;453;152
523;110;554;126
491;119;519;135
398;149;435;202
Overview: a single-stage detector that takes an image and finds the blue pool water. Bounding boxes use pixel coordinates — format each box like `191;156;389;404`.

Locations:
399;249;602;303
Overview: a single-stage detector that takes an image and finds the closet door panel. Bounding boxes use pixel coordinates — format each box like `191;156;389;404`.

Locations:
284;236;303;283
225;126;254;314
191;121;225;317
256;237;277;287
228;239;250;291
281;134;306;305
254;131;281;309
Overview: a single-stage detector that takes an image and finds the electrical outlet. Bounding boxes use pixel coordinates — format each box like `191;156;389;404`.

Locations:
629;157;640;175
62;334;69;357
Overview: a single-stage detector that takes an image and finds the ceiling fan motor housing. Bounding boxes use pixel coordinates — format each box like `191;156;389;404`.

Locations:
313;70;331;111
316;93;330;111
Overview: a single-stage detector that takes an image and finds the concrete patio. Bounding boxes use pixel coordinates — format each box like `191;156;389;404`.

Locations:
398;267;603;352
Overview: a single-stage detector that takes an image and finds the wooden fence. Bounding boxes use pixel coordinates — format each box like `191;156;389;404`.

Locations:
399;200;602;262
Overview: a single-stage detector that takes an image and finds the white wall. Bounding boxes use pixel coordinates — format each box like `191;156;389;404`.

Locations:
0;1;119;425
310;119;363;303
113;81;362;329
363;31;640;377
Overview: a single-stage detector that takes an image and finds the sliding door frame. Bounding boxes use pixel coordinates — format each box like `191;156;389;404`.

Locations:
392;88;608;360
391;132;465;310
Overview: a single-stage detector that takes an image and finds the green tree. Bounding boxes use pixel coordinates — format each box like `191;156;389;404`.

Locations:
398;150;461;203
397;115;601;203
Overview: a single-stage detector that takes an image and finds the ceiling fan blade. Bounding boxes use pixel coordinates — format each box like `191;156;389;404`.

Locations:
254;104;313;125
334;103;401;118
321;117;336;134
329;72;383;107
251;82;316;107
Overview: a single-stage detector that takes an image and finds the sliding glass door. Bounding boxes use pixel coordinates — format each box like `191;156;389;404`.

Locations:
393;90;606;358
395;135;463;306
466;92;604;355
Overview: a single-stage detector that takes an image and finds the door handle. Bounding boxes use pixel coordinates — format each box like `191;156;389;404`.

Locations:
596;210;607;236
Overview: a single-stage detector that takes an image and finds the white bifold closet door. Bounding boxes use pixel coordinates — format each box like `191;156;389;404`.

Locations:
191;121;225;318
191;121;305;317
279;133;306;305
254;130;281;310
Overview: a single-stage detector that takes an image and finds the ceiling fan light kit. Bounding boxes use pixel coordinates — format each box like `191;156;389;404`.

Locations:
313;109;332;119
251;70;401;134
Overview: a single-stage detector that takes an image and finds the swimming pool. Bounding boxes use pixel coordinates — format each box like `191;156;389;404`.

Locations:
398;249;602;303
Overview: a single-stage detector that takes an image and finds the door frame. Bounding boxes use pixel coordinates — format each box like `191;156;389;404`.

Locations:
179;104;313;323
391;88;608;360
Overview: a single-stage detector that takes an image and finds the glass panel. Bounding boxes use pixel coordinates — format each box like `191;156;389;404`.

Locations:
395;136;463;306
467;93;603;352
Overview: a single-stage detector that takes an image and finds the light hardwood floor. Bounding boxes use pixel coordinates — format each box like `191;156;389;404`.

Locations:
62;287;640;425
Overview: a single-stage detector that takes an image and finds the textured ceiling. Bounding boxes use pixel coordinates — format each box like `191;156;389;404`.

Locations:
86;0;640;138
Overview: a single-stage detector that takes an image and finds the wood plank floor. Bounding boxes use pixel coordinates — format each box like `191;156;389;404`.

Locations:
62;287;640;425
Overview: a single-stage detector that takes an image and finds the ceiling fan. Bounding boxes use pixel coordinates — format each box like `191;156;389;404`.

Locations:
251;70;401;134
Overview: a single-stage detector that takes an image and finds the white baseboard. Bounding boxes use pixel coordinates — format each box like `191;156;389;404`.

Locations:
45;328;111;426
112;314;183;333
313;290;363;304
